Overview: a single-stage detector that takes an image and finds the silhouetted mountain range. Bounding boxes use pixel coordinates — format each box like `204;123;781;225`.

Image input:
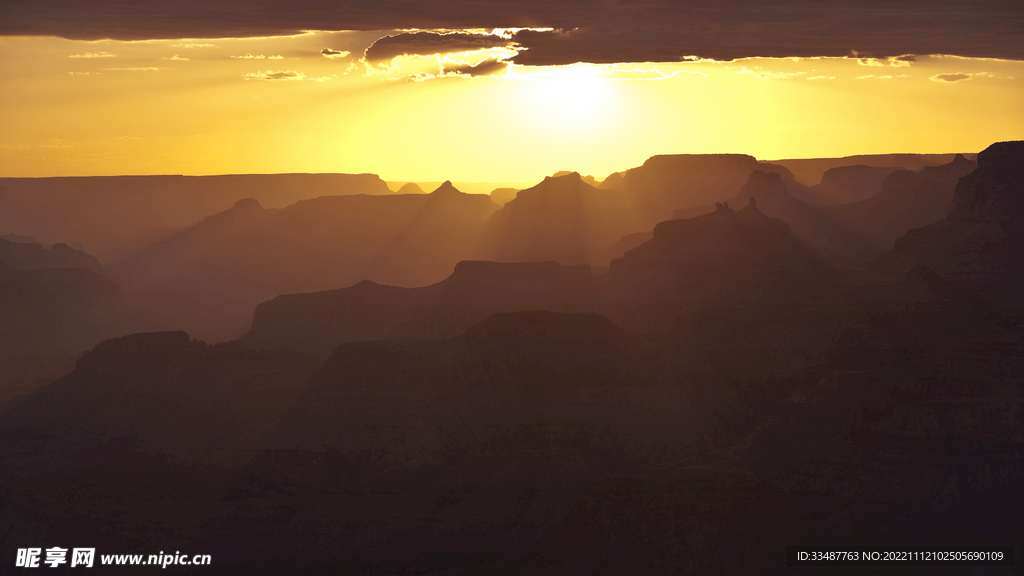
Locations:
108;183;497;341
1;233;43;245
396;182;426;194
772;152;977;187
602;231;653;262
0;243;123;402
723;171;879;266
480;172;637;266
0;311;803;572
552;170;599;185
809;164;904;204
821;154;978;251
668;157;979;266
391;180;536;195
242;260;596;356
598;153;810;228
0;173;392;259
1;141;1022;574
3;331;319;455
274;311;638;454
488;187;520;206
608;197;841;332
870;141;1024;293
0;237;103;272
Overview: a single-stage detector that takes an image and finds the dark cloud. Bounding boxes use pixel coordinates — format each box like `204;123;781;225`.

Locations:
443;58;509;77
364;32;512;63
509;28;690;65
2;0;1022;62
320;48;350;59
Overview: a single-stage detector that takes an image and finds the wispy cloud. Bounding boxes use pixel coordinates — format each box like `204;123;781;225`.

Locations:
756;70;805;80
163;55;189;61
231;54;284;60
243;70;304;80
857;72;911;79
930;73;973;82
734;67;805;80
69;51;114;58
173;43;217;48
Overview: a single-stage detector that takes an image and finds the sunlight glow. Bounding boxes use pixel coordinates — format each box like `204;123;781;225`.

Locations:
517;65;617;132
0;31;1022;181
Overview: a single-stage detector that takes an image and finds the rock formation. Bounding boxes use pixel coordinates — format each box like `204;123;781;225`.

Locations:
821;154;977;250
479;172;638;266
242;260;597;356
0;238;104;272
869;141;1024;293
0;172;393;259
606;196;840;332
810;164;904;204
722;171;879;266
108;185;498;341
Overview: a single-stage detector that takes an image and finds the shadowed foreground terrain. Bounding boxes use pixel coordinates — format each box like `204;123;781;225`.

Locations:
0;143;1021;574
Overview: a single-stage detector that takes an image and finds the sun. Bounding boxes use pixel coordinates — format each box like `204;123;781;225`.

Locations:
516;64;616;132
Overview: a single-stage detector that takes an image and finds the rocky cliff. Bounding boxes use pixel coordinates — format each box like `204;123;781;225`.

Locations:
242;260;597;356
870;141;1024;293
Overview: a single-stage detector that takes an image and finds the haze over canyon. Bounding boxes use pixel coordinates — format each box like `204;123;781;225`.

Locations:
2;141;1023;573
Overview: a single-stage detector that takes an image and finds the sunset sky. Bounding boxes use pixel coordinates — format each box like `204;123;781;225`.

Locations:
1;1;1021;182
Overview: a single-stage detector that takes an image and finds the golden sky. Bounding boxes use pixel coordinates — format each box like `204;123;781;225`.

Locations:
1;30;1022;181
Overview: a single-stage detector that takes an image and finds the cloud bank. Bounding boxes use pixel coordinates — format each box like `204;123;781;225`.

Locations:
364;32;512;63
3;0;1022;63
